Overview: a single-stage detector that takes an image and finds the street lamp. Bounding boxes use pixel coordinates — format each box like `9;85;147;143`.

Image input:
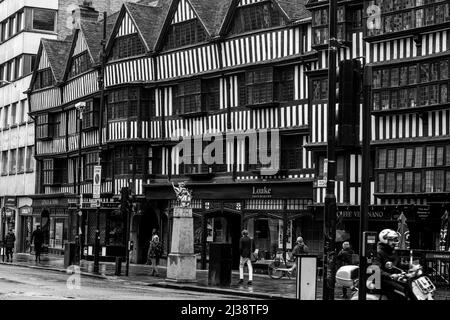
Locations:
75;101;86;264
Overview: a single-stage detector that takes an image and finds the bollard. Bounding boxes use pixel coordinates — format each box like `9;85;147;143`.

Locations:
295;254;318;300
115;257;122;276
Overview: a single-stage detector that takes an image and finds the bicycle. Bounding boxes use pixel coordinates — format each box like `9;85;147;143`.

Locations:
268;252;297;279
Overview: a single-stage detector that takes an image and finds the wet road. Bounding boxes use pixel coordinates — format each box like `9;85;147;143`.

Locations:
0;264;251;300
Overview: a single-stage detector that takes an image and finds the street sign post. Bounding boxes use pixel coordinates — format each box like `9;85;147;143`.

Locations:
93;165;102;199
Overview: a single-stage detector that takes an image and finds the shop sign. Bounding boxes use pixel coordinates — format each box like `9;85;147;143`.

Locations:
4;208;14;217
5;197;17;208
33;198;68;207
252;186;272;198
19;206;32;216
416;205;431;220
338;208;386;219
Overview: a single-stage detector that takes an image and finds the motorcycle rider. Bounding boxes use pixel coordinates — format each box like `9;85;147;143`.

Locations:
373;229;415;300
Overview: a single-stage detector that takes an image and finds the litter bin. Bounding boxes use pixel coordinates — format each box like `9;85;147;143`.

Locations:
64;242;77;268
115;257;122;276
208;243;232;286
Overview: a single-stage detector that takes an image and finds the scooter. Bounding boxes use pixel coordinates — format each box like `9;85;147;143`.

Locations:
336;262;436;300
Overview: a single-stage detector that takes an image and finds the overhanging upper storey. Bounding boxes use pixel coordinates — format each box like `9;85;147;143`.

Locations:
363;0;450;43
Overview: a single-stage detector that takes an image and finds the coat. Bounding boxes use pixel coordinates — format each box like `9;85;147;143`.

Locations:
290;243;308;261
31;229;44;245
337;248;354;268
239;236;253;258
147;240;162;259
373;243;409;279
5;233;15;249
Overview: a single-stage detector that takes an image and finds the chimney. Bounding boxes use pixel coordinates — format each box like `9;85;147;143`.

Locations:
71;1;100;30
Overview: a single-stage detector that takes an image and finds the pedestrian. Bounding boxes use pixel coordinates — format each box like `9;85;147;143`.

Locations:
31;225;44;262
147;234;162;277
336;241;354;298
5;229;16;262
238;229;254;285
288;237;309;274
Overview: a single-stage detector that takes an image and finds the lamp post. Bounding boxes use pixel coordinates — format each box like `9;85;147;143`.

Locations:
323;0;338;300
93;12;107;274
75;102;86;264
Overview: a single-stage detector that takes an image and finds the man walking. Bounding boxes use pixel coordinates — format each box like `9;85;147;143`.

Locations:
336;241;354;298
238;229;254;285
5;229;16;262
288;237;309;274
31;226;44;262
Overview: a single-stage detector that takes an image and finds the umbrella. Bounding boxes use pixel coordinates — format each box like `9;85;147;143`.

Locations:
439;210;449;251
397;212;410;250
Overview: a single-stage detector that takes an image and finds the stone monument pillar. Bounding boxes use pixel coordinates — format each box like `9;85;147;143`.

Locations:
166;206;197;282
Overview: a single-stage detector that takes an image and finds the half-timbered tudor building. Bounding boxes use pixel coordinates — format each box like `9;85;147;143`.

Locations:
28;0;450;266
306;0;450;252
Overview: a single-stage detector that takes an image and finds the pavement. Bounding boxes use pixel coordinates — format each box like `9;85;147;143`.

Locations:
1;253;450;300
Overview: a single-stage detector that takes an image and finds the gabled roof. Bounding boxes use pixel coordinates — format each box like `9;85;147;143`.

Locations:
276;0;311;21
219;0;311;36
42;38;73;83
124;1;171;51
189;0;233;37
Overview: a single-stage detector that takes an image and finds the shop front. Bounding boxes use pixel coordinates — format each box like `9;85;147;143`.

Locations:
310;203;446;253
145;181;313;270
31;195;74;255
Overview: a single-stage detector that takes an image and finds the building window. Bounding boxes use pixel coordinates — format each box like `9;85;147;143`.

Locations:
84;152;99;181
69;51;92;78
312;78;328;102
230;1;286;35
174;80;202;114
396;173;403;193
202;78;220;112
148;147;162;175
281;134;302;170
435;170;445;192
275;66;295;102
9;149;16;174
10;102;17;125
405;148;414;167
17;147;25;173
20;99;27;123
378;149;386;169
414;172;422;193
110;33;145;60
246;67;273;105
386;172;395;193
2;105;8;128
447;145;450;166
404;172;413;193
426;146;435;167
415;147;423;167
163;19;207;50
378;173;385;193
436;147;444;166
33;68;54;90
32;9;56;32
82;99;100;129
107;88;139;120
446;171;450;192
1;151;8;175
387;149;395;168
425;170;434;192
396;148;404;168
114;146;147;176
26;146;34;172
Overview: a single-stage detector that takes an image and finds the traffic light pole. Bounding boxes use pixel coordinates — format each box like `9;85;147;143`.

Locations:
358;62;371;300
94;12;107;275
323;0;338;301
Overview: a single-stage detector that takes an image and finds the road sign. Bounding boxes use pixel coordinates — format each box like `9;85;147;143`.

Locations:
93;165;101;199
317;179;327;188
90;199;101;208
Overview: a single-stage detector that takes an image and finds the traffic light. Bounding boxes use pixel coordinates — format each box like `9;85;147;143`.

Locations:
120;187;130;213
336;59;362;147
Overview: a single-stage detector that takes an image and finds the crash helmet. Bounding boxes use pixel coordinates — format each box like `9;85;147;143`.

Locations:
378;229;399;245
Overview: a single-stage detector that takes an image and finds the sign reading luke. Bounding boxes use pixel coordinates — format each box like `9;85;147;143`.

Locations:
172;182;192;208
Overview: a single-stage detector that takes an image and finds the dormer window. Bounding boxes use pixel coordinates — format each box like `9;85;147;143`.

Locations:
163;19;207;51
33;68;55;90
111;34;146;61
69;51;92;78
230;1;287;35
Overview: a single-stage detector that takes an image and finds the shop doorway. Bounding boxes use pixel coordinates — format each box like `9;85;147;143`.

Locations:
21;216;32;253
134;205;159;264
205;211;241;270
